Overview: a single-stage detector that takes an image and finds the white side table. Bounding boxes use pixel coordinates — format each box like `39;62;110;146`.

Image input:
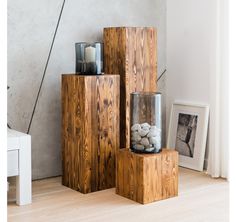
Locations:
7;129;32;205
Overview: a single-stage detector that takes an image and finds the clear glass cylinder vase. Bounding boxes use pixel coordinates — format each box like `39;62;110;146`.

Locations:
130;92;162;153
75;42;103;75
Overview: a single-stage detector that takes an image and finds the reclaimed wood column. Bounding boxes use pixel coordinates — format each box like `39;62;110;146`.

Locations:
103;27;158;148
61;74;120;193
116;149;178;204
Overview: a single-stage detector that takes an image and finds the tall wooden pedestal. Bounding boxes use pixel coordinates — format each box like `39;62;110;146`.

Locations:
104;27;158;148
61;74;120;193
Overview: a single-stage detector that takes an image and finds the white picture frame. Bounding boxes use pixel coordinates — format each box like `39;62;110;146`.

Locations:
167;101;209;171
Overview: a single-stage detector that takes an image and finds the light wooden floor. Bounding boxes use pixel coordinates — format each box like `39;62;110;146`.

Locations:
8;168;229;222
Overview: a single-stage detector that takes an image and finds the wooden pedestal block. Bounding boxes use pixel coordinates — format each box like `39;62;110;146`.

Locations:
61;74;120;193
104;27;158;148
116;149;178;204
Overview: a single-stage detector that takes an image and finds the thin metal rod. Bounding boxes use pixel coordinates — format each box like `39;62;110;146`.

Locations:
157;69;166;82
27;0;66;134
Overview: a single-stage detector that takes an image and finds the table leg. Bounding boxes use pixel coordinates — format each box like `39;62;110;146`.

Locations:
16;135;32;205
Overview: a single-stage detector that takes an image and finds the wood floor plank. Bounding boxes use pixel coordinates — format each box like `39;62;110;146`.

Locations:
8;168;229;222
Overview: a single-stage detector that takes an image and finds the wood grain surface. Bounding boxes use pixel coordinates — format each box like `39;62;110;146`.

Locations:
8;169;228;222
104;27;158;148
61;74;120;193
116;149;178;204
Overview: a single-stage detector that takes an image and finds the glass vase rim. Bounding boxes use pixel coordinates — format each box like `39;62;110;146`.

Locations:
75;42;103;45
131;91;161;96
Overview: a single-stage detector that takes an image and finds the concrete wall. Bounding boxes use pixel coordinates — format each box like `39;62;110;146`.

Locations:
8;0;166;179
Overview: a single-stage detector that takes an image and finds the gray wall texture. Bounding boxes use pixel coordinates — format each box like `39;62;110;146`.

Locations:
8;0;166;179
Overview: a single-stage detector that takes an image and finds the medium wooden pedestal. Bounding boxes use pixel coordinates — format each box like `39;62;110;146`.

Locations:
116;149;178;204
104;27;158;148
61;74;120;193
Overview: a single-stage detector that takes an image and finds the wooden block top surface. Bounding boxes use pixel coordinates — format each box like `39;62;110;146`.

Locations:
62;74;119;78
118;148;178;158
104;27;157;31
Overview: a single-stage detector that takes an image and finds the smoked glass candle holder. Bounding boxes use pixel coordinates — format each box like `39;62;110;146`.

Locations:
75;42;103;75
130;92;162;153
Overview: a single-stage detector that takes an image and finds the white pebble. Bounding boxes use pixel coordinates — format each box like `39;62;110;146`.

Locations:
131;124;141;131
138;128;149;137
154;141;161;149
142;126;150;131
149;136;160;145
145;147;155;152
131;131;141;142
135;144;145;151
147;128;160;137
132;131;139;137
140;137;150;147
140;122;151;129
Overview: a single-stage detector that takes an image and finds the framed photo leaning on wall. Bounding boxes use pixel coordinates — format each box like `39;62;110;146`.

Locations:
167;102;209;171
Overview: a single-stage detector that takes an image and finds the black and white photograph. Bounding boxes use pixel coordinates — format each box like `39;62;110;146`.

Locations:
168;102;209;171
175;113;198;158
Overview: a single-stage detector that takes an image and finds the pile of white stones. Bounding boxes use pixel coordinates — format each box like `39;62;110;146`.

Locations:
131;122;161;153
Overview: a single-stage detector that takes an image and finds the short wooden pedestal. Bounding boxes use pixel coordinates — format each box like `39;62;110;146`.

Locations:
61;74;120;193
116;149;178;204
